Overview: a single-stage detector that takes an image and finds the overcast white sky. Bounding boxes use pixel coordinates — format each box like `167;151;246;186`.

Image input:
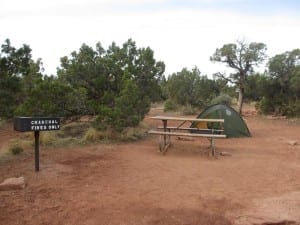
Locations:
1;0;300;76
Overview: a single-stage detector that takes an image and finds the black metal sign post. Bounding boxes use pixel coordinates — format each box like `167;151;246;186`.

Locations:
34;131;40;171
14;117;60;172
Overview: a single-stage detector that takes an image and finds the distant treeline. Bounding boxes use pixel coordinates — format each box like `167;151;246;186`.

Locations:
0;38;299;131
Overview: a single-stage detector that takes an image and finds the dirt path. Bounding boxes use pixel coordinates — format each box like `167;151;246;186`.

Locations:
0;114;300;225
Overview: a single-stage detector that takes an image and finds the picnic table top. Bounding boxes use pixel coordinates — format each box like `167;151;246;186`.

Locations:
150;116;224;123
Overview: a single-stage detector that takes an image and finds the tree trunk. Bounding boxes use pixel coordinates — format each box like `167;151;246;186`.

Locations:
237;87;244;114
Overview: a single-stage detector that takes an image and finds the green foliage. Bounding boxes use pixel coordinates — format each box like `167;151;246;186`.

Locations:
290;68;300;97
211;94;232;105
58;39;164;130
9;145;24;155
94;79;145;131
255;97;275;115
285;100;300;117
165;67;222;109
15;76;88;117
0;39;43;118
114;79;143;127
0;75;21;118
210;41;267;71
244;73;268;101
164;99;178;112
256;49;300;117
1;38;164;133
211;40;267;113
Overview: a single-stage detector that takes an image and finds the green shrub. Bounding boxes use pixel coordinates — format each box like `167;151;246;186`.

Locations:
255;97;273;114
0;119;5;128
285;100;300;117
164;99;177;112
211;94;232;105
10;145;24;155
93;79;149;132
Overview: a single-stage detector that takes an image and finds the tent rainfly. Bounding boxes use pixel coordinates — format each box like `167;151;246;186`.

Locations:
192;104;251;138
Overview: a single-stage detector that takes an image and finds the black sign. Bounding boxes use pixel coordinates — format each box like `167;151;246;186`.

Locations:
14;117;60;132
14;117;61;172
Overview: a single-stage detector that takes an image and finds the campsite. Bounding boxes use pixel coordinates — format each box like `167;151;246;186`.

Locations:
1;104;300;225
1;17;300;224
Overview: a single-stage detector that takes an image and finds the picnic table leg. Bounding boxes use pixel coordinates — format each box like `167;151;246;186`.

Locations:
211;137;215;157
209;137;218;158
163;119;167;143
158;119;171;154
210;129;218;158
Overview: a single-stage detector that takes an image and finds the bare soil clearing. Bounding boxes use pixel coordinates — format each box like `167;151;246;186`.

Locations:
1;108;300;225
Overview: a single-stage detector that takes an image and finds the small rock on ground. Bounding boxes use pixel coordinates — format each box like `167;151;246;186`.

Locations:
0;177;25;191
287;140;298;146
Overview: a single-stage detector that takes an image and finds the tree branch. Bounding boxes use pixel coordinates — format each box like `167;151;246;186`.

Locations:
213;72;238;85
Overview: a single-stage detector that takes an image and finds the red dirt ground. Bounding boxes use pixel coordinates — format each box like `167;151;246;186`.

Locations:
1;107;300;225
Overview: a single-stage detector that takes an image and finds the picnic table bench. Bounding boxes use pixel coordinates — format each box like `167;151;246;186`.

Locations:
148;116;226;156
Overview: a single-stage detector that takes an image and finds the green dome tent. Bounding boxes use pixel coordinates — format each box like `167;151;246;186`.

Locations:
192;104;251;138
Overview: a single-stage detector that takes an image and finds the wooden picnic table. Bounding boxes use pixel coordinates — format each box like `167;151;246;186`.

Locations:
148;116;226;156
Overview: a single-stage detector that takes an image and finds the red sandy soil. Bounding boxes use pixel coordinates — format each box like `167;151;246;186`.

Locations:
0;107;300;225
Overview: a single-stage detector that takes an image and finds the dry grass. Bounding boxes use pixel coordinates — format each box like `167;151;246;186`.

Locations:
82;127;100;142
0;137;31;161
0;120;151;159
40;131;57;145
